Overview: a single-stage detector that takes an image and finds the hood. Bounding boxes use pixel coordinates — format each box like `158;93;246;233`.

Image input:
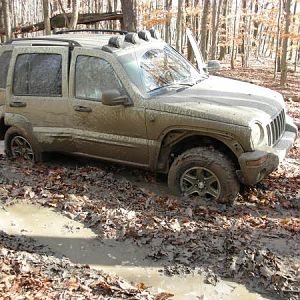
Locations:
149;76;285;127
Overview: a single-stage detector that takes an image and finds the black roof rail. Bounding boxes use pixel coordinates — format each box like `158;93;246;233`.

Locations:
55;29;128;35
6;38;81;49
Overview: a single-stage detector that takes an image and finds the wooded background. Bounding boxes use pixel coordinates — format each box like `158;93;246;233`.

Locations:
0;0;299;86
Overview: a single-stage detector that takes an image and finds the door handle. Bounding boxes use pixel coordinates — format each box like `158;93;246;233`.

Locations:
73;105;92;113
9;101;27;108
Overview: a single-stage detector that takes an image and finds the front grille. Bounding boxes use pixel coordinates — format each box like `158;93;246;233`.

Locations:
266;109;285;146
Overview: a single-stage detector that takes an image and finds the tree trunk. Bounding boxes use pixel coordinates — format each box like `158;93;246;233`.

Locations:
219;0;228;60
69;0;80;29
241;0;247;67
0;2;4;42
280;0;292;86
43;0;51;35
2;0;11;40
210;0;218;60
200;0;210;61
230;0;238;69
120;0;137;32
253;0;259;42
274;0;282;78
245;0;254;63
289;0;297;61
164;0;172;44
186;0;194;61
176;0;184;51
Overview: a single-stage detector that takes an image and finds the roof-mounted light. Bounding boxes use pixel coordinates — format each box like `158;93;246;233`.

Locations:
108;36;124;48
138;30;151;41
149;29;160;39
125;33;139;44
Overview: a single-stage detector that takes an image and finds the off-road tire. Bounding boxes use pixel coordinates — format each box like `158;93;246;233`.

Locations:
168;147;240;204
4;127;43;162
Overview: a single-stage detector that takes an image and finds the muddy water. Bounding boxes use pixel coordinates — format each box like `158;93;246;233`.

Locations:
0;203;270;300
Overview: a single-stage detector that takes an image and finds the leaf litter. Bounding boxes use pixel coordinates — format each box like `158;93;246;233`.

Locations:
0;231;157;299
0;143;299;299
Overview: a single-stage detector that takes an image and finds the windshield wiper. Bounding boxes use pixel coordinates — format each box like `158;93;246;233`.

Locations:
175;82;194;87
149;82;194;93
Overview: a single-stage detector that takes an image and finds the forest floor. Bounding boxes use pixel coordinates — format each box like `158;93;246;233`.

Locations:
0;65;299;299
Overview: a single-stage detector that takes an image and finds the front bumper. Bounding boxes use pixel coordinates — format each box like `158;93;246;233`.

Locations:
237;122;298;185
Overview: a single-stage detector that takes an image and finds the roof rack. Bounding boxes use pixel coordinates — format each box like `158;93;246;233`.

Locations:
55;29;128;35
6;38;81;49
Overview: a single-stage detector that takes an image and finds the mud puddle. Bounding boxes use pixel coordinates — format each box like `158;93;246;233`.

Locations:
0;202;270;300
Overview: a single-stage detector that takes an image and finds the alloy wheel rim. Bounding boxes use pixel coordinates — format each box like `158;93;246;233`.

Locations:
10;136;34;161
180;167;221;200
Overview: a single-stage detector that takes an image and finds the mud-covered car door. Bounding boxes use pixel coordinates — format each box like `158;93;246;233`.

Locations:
69;48;149;167
5;46;73;151
0;45;13;109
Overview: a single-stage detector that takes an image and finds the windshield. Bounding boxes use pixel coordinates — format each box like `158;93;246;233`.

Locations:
118;44;205;96
140;46;202;92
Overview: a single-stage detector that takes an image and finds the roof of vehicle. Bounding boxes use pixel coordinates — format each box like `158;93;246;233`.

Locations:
5;29;162;53
11;34;111;48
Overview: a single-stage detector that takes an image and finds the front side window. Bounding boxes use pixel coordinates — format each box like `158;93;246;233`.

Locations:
75;55;124;101
0;51;12;89
13;53;62;96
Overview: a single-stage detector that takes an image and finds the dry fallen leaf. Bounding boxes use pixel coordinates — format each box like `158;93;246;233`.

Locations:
154;292;174;300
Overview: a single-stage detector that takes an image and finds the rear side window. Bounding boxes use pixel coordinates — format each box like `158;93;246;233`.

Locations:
0;51;12;89
75;55;124;101
13;53;62;97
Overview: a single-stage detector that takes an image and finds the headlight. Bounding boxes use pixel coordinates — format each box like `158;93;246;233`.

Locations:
251;123;265;146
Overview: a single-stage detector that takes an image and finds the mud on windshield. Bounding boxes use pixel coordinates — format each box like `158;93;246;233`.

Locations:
140;46;202;94
118;45;203;96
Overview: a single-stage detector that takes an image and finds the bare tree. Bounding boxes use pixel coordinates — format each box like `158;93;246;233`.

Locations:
176;0;184;51
43;0;51;35
280;0;292;86
120;0;137;32
230;0;238;69
0;2;4;42
219;0;228;60
240;0;247;67
210;0;218;60
200;0;210;61
274;0;282;77
164;0;172;43
69;0;80;29
293;0;299;72
2;0;11;40
210;0;223;60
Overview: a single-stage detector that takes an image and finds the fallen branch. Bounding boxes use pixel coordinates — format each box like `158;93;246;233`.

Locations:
0;12;123;36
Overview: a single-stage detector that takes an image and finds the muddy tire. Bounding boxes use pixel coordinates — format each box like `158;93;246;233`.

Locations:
168;147;240;204
4;127;42;162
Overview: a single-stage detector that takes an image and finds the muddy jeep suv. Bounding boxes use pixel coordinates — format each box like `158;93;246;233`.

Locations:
0;29;298;203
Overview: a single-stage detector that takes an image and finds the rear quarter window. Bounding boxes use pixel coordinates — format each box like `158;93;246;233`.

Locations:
0;51;12;89
13;53;62;97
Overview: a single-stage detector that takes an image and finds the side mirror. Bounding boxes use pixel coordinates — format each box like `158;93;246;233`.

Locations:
102;89;129;106
207;60;221;74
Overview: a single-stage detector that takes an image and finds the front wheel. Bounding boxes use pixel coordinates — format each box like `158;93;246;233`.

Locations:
168;147;240;204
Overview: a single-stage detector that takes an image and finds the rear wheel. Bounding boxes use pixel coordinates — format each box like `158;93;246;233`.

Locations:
10;135;35;161
5;127;40;162
168;147;240;204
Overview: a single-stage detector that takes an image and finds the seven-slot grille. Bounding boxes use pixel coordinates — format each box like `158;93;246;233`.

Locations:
266;109;285;146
